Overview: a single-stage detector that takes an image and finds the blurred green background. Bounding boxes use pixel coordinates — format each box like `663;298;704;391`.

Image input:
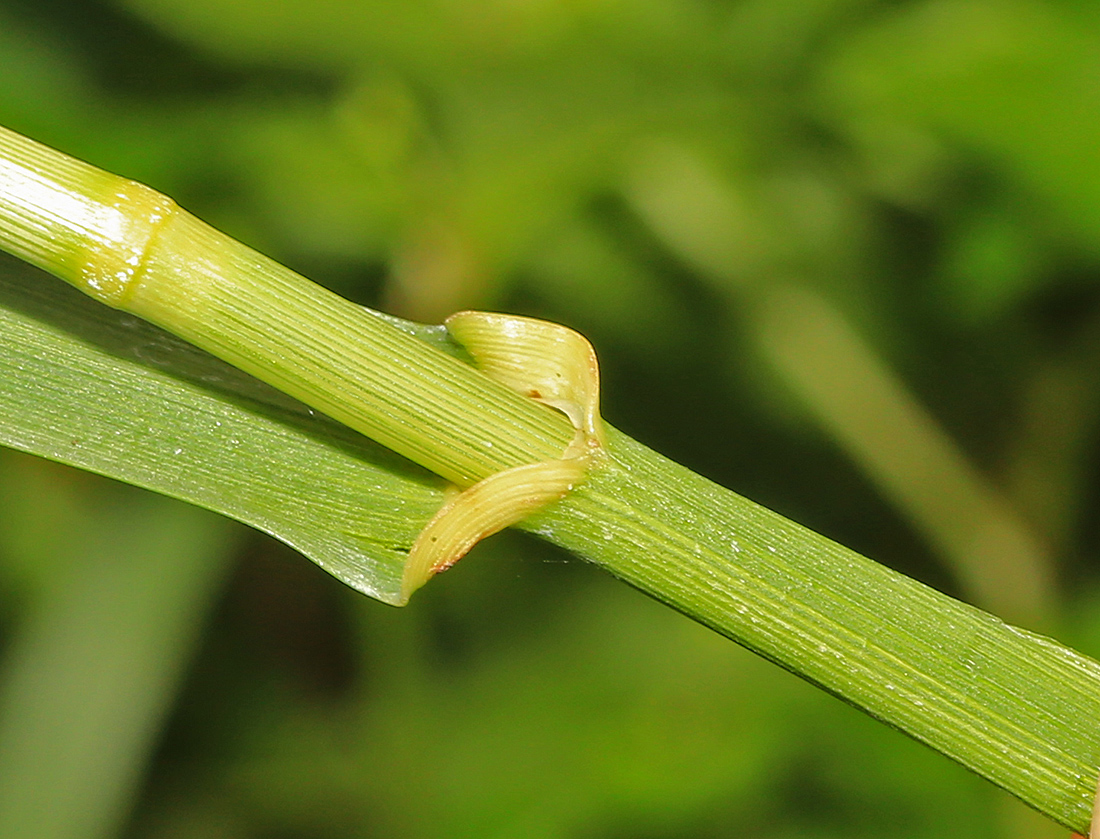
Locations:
1;0;1099;836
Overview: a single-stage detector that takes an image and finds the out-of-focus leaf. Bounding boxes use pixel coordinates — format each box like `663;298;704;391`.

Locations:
819;0;1100;258
938;201;1048;324
0;251;445;604
0;494;234;839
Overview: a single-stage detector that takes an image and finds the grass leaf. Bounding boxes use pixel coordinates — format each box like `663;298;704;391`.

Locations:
0;251;444;604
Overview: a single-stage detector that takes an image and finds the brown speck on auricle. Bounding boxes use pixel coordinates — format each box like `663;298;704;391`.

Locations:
400;310;605;604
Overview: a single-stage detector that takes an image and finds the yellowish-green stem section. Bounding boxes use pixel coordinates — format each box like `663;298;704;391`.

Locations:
0;125;573;487
4;123;1100;833
399;311;607;602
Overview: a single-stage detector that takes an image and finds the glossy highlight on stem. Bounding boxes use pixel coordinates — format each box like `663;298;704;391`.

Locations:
0;124;575;489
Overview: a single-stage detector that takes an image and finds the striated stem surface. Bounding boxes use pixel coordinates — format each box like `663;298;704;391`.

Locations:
1;124;1099;832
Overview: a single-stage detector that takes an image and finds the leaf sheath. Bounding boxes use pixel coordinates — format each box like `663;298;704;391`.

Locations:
1;124;1099;831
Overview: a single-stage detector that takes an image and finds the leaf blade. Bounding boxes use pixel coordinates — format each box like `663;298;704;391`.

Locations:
0;251;444;604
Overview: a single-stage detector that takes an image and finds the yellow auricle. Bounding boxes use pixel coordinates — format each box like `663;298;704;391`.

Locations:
399;312;605;603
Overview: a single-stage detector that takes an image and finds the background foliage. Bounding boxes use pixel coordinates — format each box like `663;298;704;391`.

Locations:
1;0;1099;836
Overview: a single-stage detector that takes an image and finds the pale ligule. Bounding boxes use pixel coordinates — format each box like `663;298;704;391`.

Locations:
398;312;605;603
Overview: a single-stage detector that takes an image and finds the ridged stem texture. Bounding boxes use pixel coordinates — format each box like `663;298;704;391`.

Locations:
1;124;1098;832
